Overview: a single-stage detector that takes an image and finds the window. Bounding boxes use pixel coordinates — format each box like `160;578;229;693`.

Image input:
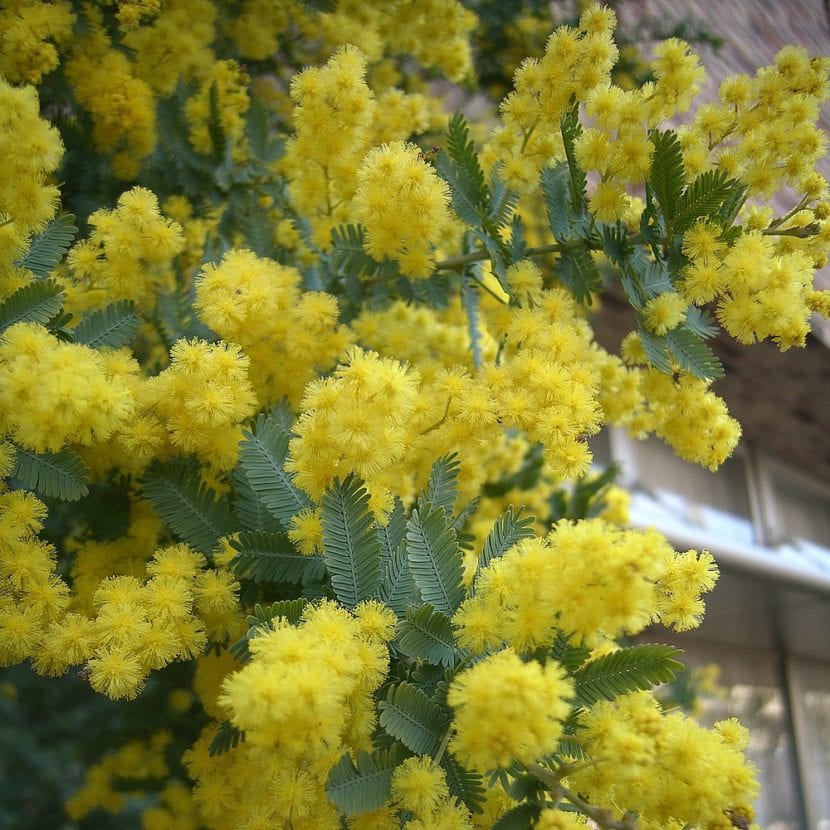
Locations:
789;658;830;830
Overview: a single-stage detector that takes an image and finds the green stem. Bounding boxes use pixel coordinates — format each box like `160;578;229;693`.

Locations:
469;270;509;304
761;224;819;238
767;196;810;230
420;397;453;435
527;763;638;830
433;726;453;767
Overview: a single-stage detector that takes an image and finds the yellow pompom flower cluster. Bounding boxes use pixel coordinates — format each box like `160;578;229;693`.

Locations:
185;59;250;159
354;141;453;278
643;290;689;335
569;692;758;830
391;756;451;818
287;347;420;513
123;0;217;95
142;339;257;471
486;5;618;191
65;732;173;821
281;45;377;250
353;299;488;382
371;88;447;145
637;364;743;471
318;0;477;83
64;13;157;179
447;648;573;771
483;287;604;479
0;77;64;271
205;601;393;827
0;0;75;84
680;223;820;351
194;248;352;407
683;45;830;195
576;39;704;218
220;598;394;759
0;323;136;453
454;520;718;652
37;543;237;700
67;497;165;615
66;187;185;312
100;0;161;32
380;0;477;83
223;0;292;61
0;489;69;667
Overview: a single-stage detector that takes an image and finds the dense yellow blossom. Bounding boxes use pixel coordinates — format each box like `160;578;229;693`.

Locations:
194;248;351;407
287;346;420;511
454;520;718;651
65;187;185;312
123;0;217;94
569;691;759;829
0;0;75;84
0;5;821;828
0;77;64;270
185;59;250;159
354;141;453;278
319;0;476;82
0;323;136;452
448;648;573;771
280;45;377;250
64;12;157;178
141;338;257;471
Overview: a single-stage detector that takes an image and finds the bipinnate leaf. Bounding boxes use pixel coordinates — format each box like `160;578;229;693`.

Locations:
648;130;685;225
381;539;418;619
541;163;571;240
476;505;535;576
231;464;285;533
238;413;310;526
325;746;405;815
573;643;684;707
640;260;673;299
141;461;236;553
435;113;489;228
549;630;590;672
441;752;486;815
320;474;382;609
228;531;324;583
637;326;673;374
419;452;460;517
684;305;719;339
406;505;465;616
558;246;602;305
331;223;397;279
396;603;456;667
12;445;90;502
492;802;543;829
560;105;587;212
665;327;725;380
673;169;743;235
17;214;78;278
378;681;448;755
72;300;141;349
378;498;406;573
0;279;64;333
208;720;244;756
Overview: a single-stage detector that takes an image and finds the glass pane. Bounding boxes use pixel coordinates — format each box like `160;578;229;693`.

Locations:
622;435;755;543
695;683;800;830
767;464;830;552
668;643;801;830
790;659;830;829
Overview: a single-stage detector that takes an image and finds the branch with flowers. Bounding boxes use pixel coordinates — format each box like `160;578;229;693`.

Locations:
1;1;828;828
